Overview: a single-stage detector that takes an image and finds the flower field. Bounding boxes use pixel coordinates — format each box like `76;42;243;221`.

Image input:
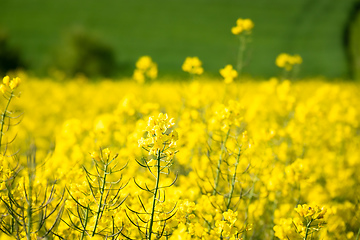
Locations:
1;17;360;240
0;74;359;240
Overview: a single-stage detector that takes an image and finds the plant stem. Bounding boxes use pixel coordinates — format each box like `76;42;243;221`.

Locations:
236;35;247;79
148;150;161;240
226;146;241;210
0;91;13;153
304;219;313;240
92;161;108;236
80;206;89;240
26;151;35;240
213;129;230;195
26;173;32;240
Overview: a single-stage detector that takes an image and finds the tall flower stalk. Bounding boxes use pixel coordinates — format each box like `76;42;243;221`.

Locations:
129;113;178;240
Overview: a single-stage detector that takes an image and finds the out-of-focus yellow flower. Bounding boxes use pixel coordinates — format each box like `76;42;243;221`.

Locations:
231;18;254;35
3;76;10;86
1;76;21;91
133;69;145;84
133;56;158;83
220;64;238;84
182;57;204;75
9;77;21;89
276;53;302;71
0;84;6;94
223;209;238;226
90;151;101;162
102;148;111;159
136;56;153;70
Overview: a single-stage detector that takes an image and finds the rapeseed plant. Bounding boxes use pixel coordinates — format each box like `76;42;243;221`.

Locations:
276;53;302;80
63;148;127;239
128;113;178;239
182;57;204;79
133;56;158;84
220;65;238;84
231;18;254;76
0;14;359;240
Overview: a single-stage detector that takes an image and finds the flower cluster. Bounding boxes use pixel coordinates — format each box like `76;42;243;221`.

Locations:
276;53;303;71
0;76;21;94
182;56;204;75
220;64;238;84
295;204;327;220
133;55;158;83
231;18;254;35
210;100;244;132
138;113;178;159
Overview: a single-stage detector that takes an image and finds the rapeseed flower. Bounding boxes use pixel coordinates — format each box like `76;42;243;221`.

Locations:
276;53;302;71
133;56;158;83
231;18;254;35
295;204;327;220
182;57;204;75
138;113;178;160
220;64;238;83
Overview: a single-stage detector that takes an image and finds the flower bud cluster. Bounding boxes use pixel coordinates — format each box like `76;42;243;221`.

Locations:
220;64;238;84
210;100;244;132
295;204;327;220
133;56;158;84
138;113;178;159
182;57;204;75
0;76;21;94
276;53;302;71
231;18;254;35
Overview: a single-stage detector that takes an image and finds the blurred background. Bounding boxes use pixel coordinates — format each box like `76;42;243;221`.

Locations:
0;0;359;80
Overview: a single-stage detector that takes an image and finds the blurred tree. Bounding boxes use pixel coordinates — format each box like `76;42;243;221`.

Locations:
53;27;117;78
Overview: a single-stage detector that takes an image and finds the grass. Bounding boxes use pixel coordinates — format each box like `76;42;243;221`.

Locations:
0;0;356;79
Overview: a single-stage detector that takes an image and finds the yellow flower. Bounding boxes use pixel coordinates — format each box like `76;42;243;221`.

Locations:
182;57;204;75
90;151;101;162
0;84;6;94
9;77;21;89
220;64;238;84
295;204;327;220
2;76;10;86
102;148;111;160
138;113;178;160
232;18;254;35
276;53;302;71
133;56;158;83
133;69;145;84
136;56;153;70
223;209;238;226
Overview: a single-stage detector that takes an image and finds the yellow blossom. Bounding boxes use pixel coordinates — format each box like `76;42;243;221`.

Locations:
231;18;254;35
2;76;9;86
182;57;204;75
220;64;238;84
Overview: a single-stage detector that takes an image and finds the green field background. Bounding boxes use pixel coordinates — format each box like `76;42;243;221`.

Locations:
0;0;357;79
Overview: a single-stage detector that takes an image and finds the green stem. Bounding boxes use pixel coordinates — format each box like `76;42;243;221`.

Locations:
226;146;241;210
356;225;360;240
304;219;313;240
213;129;230;195
112;216;115;240
92;161;108;236
80;206;89;240
148;150;161;240
0;91;13;153
26;158;33;240
236;35;247;79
